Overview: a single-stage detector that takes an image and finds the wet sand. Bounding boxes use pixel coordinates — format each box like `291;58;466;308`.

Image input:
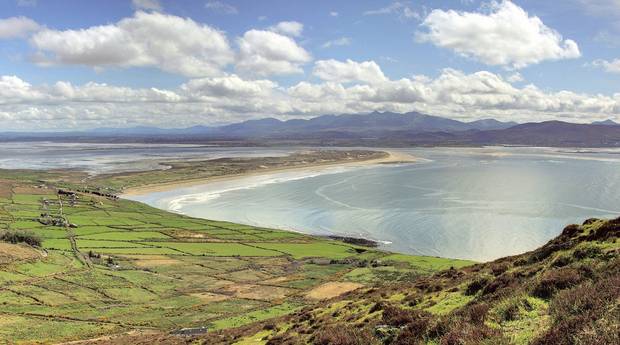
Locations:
121;150;416;197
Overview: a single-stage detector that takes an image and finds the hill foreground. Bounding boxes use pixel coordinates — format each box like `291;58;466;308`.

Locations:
60;217;619;345
0;172;471;344
0;166;617;344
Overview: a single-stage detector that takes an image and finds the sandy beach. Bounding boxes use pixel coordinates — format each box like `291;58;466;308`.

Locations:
121;150;416;197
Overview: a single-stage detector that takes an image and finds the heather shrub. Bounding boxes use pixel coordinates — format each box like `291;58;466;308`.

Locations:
550;253;572;267
572;244;602;259
382;305;425;327
439;320;506;345
531;268;582;299
314;326;378;345
464;276;488;296
532;275;620;345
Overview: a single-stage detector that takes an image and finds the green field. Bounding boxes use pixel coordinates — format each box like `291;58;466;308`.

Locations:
0;175;473;344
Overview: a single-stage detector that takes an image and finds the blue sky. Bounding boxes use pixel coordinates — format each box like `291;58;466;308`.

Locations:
0;0;619;130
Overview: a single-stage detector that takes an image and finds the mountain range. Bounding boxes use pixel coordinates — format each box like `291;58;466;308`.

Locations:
2;112;620;147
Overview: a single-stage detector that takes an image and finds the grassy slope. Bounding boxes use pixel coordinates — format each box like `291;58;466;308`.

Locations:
0;173;472;344
229;218;619;345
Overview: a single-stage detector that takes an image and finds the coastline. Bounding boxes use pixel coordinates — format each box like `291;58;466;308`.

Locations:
121;150;416;197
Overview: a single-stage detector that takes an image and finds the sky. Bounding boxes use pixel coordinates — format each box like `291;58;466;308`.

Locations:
0;0;619;130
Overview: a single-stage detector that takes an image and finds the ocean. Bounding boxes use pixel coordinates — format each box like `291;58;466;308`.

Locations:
128;147;620;261
2;142;618;261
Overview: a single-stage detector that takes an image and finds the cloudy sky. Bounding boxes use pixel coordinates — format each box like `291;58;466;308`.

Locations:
1;0;619;130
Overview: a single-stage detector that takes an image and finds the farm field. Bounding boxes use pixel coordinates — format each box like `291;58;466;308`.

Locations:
0;173;474;344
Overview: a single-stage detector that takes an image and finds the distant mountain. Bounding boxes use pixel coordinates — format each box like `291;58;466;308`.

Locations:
209;111;517;137
461;121;620;147
592;119;619;126
1;111;517;140
3;112;620;147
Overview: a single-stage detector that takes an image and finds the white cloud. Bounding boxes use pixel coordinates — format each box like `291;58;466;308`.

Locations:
321;37;351;48
592;59;620;73
205;1;238;15
181;74;277;99
267;21;303;37
132;0;162;11
236;29;311;76
290;68;620;123
330;11;339;17
1;68;620;130
418;1;581;69
364;1;420;20
313;59;388;84
0;16;40;39
0;74;291;129
507;72;524;82
30;11;234;77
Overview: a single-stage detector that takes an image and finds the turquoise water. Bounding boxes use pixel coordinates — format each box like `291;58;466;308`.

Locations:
130;147;620;261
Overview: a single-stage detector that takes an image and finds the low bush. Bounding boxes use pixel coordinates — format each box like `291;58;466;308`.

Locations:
531;268;582;299
550;254;572;267
586;218;620;241
464;277;488;296
392;314;433;344
0;230;41;247
494;296;533;322
465;303;489;325
314;326;378;345
438;320;506;345
382;305;423;327
482;273;519;295
533;275;620;345
572;244;602;259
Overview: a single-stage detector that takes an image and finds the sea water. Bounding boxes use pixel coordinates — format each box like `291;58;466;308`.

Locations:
129;147;620;261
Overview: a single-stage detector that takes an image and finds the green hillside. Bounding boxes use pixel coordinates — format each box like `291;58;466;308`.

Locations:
229;218;619;345
0;174;472;344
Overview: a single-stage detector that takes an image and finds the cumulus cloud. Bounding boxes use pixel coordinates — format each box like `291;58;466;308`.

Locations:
291;68;620;122
1;67;620;130
330;11;339;17
268;21;303;37
30;11;234;77
236;29;311;76
205;1;238;15
321;37;351;48
592;58;620;73
132;0;162;11
181;74;277;99
313;59;388;84
0;16;40;39
0;74;291;129
418;1;581;69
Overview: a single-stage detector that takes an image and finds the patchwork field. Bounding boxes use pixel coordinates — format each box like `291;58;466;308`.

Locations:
0;174;474;344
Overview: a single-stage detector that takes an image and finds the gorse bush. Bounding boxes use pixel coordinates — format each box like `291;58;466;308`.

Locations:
0;230;41;247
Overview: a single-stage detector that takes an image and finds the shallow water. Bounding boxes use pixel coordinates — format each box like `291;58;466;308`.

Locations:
130;147;620;261
0;142;294;174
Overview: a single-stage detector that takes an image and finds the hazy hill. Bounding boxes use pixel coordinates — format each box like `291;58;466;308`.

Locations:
3;112;620;147
465;121;620;147
592;119;619;126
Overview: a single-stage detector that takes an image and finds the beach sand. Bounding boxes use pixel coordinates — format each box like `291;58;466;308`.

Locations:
121;150;416;197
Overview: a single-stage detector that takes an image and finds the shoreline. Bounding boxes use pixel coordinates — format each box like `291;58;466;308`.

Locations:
121;150;416;197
